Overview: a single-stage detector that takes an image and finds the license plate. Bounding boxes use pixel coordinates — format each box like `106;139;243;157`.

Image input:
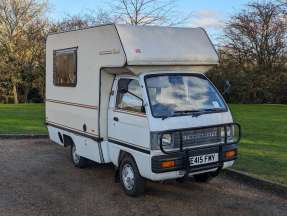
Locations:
189;153;218;166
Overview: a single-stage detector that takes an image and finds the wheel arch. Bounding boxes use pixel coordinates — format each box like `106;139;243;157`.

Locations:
63;134;74;147
118;150;136;167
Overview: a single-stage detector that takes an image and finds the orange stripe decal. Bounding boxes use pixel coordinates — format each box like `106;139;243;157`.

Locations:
46;99;97;110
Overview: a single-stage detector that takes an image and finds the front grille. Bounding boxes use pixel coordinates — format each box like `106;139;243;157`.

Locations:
174;127;221;148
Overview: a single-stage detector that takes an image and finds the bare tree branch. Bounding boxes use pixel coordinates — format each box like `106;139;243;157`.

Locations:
110;0;191;26
220;1;287;69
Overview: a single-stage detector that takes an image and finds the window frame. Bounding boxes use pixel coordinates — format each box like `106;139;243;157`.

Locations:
115;78;145;114
53;47;78;87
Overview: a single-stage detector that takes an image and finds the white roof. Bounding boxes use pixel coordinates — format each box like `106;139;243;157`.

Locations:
116;24;218;66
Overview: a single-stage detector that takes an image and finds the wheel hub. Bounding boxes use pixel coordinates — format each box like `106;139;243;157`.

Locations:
72;145;80;164
122;164;135;191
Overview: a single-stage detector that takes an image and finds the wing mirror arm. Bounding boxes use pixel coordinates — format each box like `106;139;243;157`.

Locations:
119;88;146;112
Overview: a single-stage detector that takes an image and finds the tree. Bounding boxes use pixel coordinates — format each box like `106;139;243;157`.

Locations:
50;9;113;33
52;0;190;33
0;0;47;103
20;19;48;102
51;0;190;34
111;0;190;26
207;1;287;104
221;1;287;70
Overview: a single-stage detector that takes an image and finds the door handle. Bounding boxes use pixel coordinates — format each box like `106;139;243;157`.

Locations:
113;117;119;122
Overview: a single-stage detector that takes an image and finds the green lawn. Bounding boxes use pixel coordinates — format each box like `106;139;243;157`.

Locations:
0;103;47;134
230;104;287;185
0;103;286;185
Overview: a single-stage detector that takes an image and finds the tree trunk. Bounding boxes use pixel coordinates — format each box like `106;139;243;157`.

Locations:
23;86;30;103
12;83;18;104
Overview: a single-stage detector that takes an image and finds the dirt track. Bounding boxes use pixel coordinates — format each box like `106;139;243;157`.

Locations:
0;139;286;216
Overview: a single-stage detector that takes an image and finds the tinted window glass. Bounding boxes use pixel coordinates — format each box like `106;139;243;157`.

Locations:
116;79;144;113
53;48;77;86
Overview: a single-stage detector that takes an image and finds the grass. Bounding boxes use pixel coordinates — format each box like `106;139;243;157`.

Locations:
0;103;47;134
230;104;287;185
0;103;286;185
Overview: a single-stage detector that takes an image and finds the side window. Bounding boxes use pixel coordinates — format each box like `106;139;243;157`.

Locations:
53;47;77;87
116;79;145;113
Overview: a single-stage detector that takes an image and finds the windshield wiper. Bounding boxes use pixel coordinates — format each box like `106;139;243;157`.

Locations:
201;108;225;112
174;108;225;117
174;110;203;117
161;110;201;119
160;108;225;120
159;115;172;120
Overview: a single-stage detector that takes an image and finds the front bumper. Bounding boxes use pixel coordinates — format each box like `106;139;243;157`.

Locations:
152;123;241;176
151;144;237;174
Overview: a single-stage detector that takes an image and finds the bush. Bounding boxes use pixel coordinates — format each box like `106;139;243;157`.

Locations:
207;65;287;104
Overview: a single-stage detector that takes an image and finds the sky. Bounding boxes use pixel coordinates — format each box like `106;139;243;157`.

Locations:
48;0;253;41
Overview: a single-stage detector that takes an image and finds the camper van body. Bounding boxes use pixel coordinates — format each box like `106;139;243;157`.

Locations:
46;24;241;196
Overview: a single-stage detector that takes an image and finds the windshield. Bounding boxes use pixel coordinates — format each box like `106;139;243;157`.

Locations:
145;74;227;118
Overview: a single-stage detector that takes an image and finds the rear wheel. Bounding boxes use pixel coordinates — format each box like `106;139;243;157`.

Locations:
119;155;145;196
70;144;88;168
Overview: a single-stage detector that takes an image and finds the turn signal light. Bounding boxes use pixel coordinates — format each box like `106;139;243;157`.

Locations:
224;150;236;159
160;160;176;168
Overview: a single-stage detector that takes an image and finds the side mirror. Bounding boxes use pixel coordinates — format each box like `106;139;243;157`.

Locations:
222;80;231;96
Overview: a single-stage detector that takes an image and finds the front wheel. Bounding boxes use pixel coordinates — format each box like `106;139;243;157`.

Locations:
119;156;145;196
70;144;88;168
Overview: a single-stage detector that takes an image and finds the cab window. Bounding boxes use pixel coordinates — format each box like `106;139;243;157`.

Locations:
116;79;145;113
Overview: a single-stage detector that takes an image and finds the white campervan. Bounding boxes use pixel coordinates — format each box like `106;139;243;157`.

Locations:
46;24;241;196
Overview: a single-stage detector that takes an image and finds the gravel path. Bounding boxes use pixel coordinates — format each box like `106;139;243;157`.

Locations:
0;139;286;216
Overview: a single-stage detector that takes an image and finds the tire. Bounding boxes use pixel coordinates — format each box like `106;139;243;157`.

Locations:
70;144;88;168
194;171;219;183
119;155;145;197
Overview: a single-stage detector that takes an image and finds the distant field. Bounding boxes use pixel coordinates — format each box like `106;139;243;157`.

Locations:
0;103;286;185
0;104;46;134
230;104;287;185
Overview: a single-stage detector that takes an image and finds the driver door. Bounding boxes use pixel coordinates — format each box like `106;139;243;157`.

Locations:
108;78;150;150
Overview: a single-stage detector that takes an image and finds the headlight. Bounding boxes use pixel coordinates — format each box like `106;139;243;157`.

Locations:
150;132;175;150
226;126;232;137
162;134;173;147
221;126;234;143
